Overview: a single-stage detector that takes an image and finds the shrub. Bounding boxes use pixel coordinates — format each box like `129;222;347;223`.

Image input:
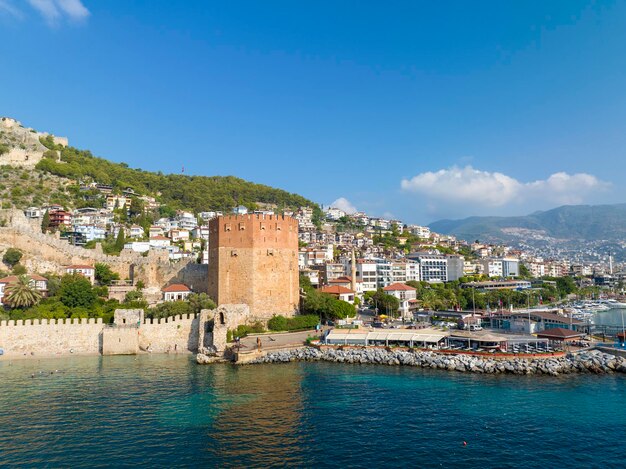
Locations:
3;247;22;267
268;314;319;332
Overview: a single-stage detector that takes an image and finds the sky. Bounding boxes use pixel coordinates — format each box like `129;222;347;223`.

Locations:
2;1;626;224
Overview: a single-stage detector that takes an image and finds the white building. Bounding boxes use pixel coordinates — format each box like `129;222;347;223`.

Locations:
408;252;447;283
129;225;145;239
73;225;106;242
65;265;96;284
162;283;192;302
149;236;171;249
24;207;42;218
124;241;150;253
382;283;417;320
176;212;198;230
326;207;346;220
407;225;431;238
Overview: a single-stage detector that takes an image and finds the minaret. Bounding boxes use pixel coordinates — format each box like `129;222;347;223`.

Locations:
609;251;614;275
351;249;357;292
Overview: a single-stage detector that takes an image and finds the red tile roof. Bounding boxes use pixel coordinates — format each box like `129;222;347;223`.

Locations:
0;275;48;284
535;328;585;339
329;276;352;283
66;265;95;270
162;284;191;293
383;283;417;291
320;285;354;295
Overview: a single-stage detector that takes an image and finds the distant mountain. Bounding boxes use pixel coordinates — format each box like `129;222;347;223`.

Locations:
429;204;626;243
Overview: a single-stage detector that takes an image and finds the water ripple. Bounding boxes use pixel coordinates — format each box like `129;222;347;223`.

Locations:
0;356;625;467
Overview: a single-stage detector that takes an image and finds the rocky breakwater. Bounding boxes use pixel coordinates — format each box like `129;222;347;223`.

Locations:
246;347;626;376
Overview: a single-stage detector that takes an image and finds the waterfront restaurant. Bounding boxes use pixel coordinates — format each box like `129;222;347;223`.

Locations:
447;331;550;353
488;310;587;334
323;329;447;348
535;328;586;344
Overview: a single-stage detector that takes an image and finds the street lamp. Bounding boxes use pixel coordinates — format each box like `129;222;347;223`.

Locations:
526;290;531;335
472;287;476;317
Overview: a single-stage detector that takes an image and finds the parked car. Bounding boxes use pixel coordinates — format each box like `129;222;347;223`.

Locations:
469;325;483;331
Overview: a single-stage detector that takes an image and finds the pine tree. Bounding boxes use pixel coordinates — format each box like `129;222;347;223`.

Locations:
41;210;50;234
114;228;126;253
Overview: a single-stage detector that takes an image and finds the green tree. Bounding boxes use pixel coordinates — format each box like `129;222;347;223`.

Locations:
187;293;216;313
41;210;50;233
12;264;27;275
556;276;577;298
518;263;531;279
95;263;120;286
59;274;97;308
3;248;22;267
114;228;126;253
371;289;400;316
4;276;42;309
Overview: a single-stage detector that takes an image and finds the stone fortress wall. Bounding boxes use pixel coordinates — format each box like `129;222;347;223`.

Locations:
0;313;200;358
0;117;68;168
0;209;208;293
208;214;299;323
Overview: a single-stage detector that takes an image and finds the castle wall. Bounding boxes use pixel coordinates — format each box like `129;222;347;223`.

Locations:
102;327;138;355
0;209;205;292
0;318;104;358
208;215;298;322
0;314;200;358
138;314;199;354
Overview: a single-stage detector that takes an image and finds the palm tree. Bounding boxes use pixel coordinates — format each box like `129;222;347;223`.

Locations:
4;275;42;309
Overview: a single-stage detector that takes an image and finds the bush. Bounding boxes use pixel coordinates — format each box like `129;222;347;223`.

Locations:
12;264;27;275
43;150;58;160
267;314;319;332
227;322;265;342
3;248;22;267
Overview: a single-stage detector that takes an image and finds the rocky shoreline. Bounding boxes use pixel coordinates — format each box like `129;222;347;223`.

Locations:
244;347;626;375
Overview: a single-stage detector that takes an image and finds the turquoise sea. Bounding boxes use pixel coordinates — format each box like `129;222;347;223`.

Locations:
1;355;625;468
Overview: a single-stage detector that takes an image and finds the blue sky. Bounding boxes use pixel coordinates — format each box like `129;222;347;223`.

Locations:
2;1;626;224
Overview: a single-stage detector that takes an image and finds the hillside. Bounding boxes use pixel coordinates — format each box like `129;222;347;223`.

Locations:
429;203;626;242
0;117;319;215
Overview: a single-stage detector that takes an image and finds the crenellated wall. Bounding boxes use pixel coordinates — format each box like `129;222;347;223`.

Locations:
138;314;199;354
0;317;104;358
0;314;200;358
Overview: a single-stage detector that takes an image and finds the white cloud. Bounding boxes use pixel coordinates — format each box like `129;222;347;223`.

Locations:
401;165;610;209
57;0;89;19
330;197;357;214
0;0;23;18
27;0;89;23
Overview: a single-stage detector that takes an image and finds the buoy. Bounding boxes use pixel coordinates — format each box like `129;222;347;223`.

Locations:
463;441;467;446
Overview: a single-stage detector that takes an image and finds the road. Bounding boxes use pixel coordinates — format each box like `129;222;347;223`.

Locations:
238;328;325;351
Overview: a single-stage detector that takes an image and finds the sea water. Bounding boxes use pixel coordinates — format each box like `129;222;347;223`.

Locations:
0;354;625;468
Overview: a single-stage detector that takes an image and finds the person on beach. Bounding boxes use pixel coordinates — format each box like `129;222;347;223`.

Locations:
257;337;262;351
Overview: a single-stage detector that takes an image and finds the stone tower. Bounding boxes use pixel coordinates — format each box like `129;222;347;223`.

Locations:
207;214;299;322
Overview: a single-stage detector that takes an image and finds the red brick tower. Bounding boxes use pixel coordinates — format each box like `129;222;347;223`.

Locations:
207;214;299;322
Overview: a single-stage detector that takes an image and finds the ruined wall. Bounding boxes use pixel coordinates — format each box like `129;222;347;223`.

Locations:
208;215;298;322
0;210;205;291
199;304;250;353
0;318;104;358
